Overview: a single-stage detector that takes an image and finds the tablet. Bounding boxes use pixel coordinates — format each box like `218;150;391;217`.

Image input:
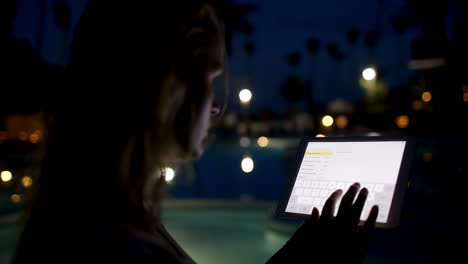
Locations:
276;136;415;228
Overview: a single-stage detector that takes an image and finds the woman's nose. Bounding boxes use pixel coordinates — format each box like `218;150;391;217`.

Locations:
211;101;221;116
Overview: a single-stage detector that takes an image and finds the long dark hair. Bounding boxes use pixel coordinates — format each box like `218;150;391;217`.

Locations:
14;0;224;260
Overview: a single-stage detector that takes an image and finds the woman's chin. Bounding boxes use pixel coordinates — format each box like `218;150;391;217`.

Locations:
184;136;210;160
193;137;210;158
189;147;204;160
188;141;206;160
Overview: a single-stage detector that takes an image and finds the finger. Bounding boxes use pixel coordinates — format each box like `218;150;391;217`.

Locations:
337;182;360;218
349;188;368;226
294;208;320;243
306;207;320;224
363;205;379;233
299;207;320;237
302;207;319;228
357;205;379;253
320;189;343;221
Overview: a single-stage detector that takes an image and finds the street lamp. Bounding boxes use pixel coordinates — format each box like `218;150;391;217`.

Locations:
1;171;12;182
362;68;376;81
239;88;252;137
321;115;334;127
241;156;254;173
239;89;252;104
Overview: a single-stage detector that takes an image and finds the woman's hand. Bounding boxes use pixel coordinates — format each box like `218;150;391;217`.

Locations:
267;183;379;264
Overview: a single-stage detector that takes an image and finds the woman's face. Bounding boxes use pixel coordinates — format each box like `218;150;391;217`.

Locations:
187;44;223;158
177;23;224;159
189;69;221;157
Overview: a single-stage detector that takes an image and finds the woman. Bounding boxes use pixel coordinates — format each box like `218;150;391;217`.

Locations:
13;1;378;263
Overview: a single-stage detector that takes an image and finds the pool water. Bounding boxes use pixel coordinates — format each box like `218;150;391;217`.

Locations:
0;214;18;264
159;201;425;264
162;204;290;264
0;201;430;264
1;137;462;263
0;203;292;264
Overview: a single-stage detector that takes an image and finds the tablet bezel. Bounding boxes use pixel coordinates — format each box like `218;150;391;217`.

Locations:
275;136;416;228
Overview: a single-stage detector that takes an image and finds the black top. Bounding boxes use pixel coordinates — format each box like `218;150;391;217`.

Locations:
13;220;196;264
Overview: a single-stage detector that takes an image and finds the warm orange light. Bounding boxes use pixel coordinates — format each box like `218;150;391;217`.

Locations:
412;100;423;111
421;92;432;102
22;176;33;188
335;115;349;129
396;115;410;128
464;92;468;103
30;133;40;143
423;152;433;162
18;131;28;141
315;134;326;138
0;131;7;141
11;194;21;203
257;136;269;148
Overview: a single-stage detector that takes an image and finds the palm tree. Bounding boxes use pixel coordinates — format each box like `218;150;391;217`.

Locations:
344;28;360;104
305;38;320;107
325;42;346;102
281;75;310;105
346;28;360;46
281;52;310;117
363;30;379;58
326;43;344;62
306;38;320;55
210;0;258;56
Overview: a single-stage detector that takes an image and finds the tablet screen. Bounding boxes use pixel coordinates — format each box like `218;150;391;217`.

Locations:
285;140;406;223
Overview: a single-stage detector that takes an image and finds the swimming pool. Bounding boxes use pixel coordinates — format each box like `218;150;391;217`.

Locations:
162;200;291;264
0;200;294;264
0;198;430;264
0;136;455;263
161;199;425;264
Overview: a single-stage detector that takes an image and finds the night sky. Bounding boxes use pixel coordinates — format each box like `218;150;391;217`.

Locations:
10;0;419;114
229;0;418;113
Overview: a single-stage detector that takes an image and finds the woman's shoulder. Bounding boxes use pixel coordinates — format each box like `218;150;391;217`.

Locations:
90;224;182;263
14;222;183;264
